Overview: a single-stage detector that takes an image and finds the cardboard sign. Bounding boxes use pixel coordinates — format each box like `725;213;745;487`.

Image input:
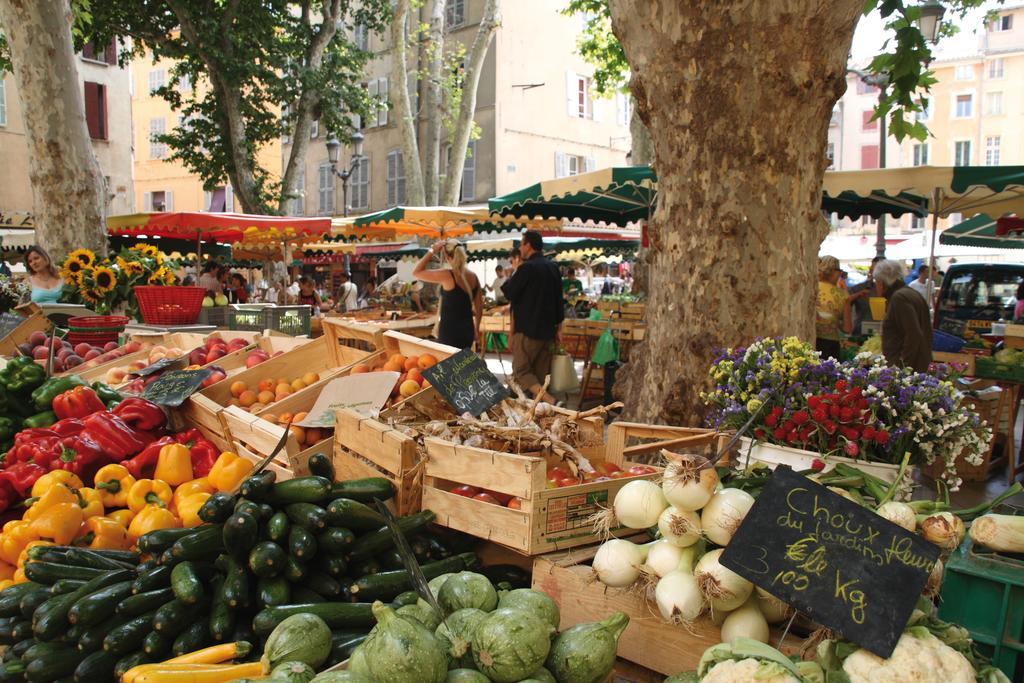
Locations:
142;369;213;407
131;356;186;378
296;372;400;427
421;349;509;416
720;466;940;658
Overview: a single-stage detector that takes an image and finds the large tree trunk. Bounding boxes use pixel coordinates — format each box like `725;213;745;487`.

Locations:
629;110;653;294
0;0;107;256
422;0;445;205
392;0;426;206
609;0;861;425
440;0;499;206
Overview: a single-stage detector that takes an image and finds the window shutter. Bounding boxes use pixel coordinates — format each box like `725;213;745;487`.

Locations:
584;156;596;172
367;80;379;128
84;82;100;139
104;38;117;65
555;152;567;178
203;191;212;211
143;192;152;212
386;152;396;206
164;191;173;212
225;186;234;212
565;72;577;116
352;112;362;130
378;77;389;126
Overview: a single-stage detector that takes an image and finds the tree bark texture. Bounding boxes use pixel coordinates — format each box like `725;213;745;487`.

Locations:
440;0;499;206
629;110;653;294
609;0;861;425
392;0;426;206
0;0;108;256
422;0;446;205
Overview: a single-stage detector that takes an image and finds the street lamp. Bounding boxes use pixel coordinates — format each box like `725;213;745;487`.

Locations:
916;1;946;44
326;131;365;217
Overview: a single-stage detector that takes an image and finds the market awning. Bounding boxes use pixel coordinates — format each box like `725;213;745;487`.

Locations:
489;166;655;225
938;214;1024;249
351;206;491;238
107;212;332;243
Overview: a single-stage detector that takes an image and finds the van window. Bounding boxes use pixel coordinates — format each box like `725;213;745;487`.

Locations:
938;268;1019;321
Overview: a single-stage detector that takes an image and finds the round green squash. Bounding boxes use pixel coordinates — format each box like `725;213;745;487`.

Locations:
272;661;317;683
497;589;560;631
545;611;629;683
472;608;554;683
262;613;333;670
446;669;490;683
435;608;487;669
363;601;447;683
438;572;498;614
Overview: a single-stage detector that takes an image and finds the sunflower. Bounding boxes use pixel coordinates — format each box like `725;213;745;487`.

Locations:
80;288;101;306
117;256;145;279
147;267;167;285
67;249;96;267
163;270;177;285
132;243;160;259
62;255;85;273
62;269;83;287
92;266;116;294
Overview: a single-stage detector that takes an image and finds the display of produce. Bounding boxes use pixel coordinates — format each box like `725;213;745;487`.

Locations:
226;372;323;413
350;351;439;401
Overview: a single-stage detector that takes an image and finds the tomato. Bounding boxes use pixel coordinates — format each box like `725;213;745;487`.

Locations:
546;466;571;481
487;490;513;506
451;485;480;498
555;477;577;488
594;462;622;475
507;498;523;510
626;465;658;476
608;471;628;479
472;492;500;505
546;478;561;490
581;471;598;482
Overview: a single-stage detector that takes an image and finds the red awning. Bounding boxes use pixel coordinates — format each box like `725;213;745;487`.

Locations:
107;212;332;243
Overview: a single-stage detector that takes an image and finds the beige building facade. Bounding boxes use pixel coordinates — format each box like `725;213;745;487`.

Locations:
0;40;134;221
286;0;632;217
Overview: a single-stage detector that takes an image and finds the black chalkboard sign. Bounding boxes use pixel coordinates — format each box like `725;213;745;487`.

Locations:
131;356;186;378
420;349;510;417
142;369;213;407
720;466;940;658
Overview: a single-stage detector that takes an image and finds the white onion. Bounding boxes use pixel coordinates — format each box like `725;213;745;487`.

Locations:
923;557;944;597
613;479;668;530
661;453;718;511
592;539;652;588
700;488;755;547
876;501;916;532
720;599;770;644
694;548;752;612
658;506;702;548
755;587;792;624
654;570;705;624
921;512;966;551
645;540;685;578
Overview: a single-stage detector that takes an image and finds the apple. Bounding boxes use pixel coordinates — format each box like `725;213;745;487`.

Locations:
189;348;208;366
206;348;227;364
149;352;167;363
106;367;127;384
128;360;148;372
451;485;480;498
64;354;83;368
472;492;500;505
73;343;91;357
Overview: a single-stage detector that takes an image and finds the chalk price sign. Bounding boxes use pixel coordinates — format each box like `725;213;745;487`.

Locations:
142;368;213;407
421;349;510;417
720;466;939;658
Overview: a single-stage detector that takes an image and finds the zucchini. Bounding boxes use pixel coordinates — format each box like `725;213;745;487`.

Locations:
290;587;326;604
9;639;33;659
28;545;137;564
314;555;348;579
170;524;225;561
67;580;133;626
327;633;368;668
282;556;307;583
346;510;435;563
131;565;171;594
113;652;150;681
307;571;342;598
25;649;77;682
222;557;250;609
9;621;31;642
170;561;204;605
266;476;332;505
252;602;375;636
208;576;233;642
317;527;355;555
392;591;420;608
307;452;335;480
152;599;197;636
23;562;106;584
223;511;259;559
285;502;327;531
73;649;117;683
481;564;532;589
350;559;382;578
409;536;430;562
257;576;291;607
287;526;317;560
348;552;477;602
380;549;404;570
248;542;286;578
22;641;75;661
171;621;209;656
137;527;196;555
102;611;154;655
118;587;174;618
0;662;25;682
77;612;133;653
18;589;50;620
327;478;395;503
198;492;236;523
49;579;86;595
265;511;290;544
33;569;134;641
0;583;45;617
58;548;134;571
234;500;262;518
0;618;17;644
159;548;176;566
143;630;172;658
258;503;275;520
325;498;386;532
238;470;276;501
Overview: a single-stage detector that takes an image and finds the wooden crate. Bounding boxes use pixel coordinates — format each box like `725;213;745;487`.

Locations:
934;351;977;376
421;422;715;556
220;406;308;478
323;316;438;350
0;312;51;358
334;408;423;515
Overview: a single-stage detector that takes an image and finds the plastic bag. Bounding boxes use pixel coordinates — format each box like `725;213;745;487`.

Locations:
592;326;619;365
549;353;580;394
588;308;603;321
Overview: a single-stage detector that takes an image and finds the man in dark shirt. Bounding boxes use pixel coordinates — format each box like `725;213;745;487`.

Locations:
502;231;564;402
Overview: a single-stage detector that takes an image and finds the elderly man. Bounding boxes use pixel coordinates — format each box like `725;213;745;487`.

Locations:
873;259;933;372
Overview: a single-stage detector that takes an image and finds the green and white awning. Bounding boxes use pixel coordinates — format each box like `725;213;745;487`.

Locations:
939;214;1024;249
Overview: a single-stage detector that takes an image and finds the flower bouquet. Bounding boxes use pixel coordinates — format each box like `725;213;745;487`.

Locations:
703;337;991;490
60;244;178;320
0;276;29;313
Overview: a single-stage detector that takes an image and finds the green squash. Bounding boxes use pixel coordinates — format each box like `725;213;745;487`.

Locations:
446;669;489;683
272;661;317;683
497;589;560;631
472;608;554;683
545;611;629;683
396;603;442;631
435;608;487;669
262;613;333;670
517;668;556;683
347;644;373;679
438;572;498;614
428;572;456;599
310;671;375;683
363;601;447;683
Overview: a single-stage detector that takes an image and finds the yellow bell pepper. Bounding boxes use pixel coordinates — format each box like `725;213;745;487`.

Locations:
30;503;84;546
208;452;253;492
172;478;214;511
0;580;13;591
94;464;136;508
127;479;173;513
0;521;37;565
76;487;104;519
24;483;79;522
154;444;194;487
107;509;134;527
0;561;14;581
30;470;83;498
177;492;210;528
12;566;26;584
82;516;130;550
128;505;180;544
17;540;52;568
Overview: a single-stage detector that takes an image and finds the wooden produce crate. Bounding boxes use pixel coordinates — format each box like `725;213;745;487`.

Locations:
934;351;977;376
220;406;306;479
322;315;437;351
0;312;51;357
334;408;422;515
421;422;715;556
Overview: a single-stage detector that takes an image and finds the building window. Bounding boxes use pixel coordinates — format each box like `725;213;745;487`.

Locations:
310;119;319;138
318;164;335;215
206;187;229;212
615;92;631;127
461;141;476;201
554;152;594;178
954;94;973;118
986;91;1003;115
288;166;305;216
353;23;369;51
985;136;1001;166
386;150;406;207
178;74;192;93
911;215;926;230
826;143;835;169
0;78;6;126
351;156;370;211
144;190;172;212
148;69;165;94
860;144;879;169
856;79;879;95
149;118;166;159
365;77;389;128
82;38;117;65
861;110;877;131
446;0;465;28
954;64;974;80
567;73;592;119
912;143;928;167
84;82;107;140
954;140;971;166
990;14;1013;31
916;99;932;122
988;58;1004;78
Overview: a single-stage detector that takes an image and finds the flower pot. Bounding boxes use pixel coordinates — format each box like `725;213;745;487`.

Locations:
737;437;911;484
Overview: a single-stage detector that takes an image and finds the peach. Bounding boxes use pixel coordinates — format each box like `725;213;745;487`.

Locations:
288;425;306;443
406;367;423;383
351;364;370;374
302;372;319;385
418;353;439;370
275;388;292;400
277;412;294;424
263;413;279;424
230;381;248;398
275;383;291;395
293;412;309;423
257;390;275;405
290;379;306;392
106;367;128;384
382;360;403;373
403;356;420;371
399;379;421;398
389;353;407;367
258;379;276;393
249;402;265;413
238;390;258;407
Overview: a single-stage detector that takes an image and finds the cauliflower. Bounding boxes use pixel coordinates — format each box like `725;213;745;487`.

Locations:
841;631;975;683
702;659;801;683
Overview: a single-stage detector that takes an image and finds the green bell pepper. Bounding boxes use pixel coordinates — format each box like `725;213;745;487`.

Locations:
0;417;17;443
30;375;88;411
91;381;122;408
23;411;56;429
0;356;47;395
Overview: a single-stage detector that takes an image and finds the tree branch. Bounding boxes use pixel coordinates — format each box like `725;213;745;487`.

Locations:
392;0;426;205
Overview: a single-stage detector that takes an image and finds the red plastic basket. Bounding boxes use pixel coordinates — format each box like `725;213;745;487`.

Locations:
134;286;206;325
66;315;129;346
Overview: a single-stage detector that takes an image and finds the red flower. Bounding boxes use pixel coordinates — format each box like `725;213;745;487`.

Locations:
840;426;860;441
811;458;826;472
783;420;795;432
862;425;876;440
835;380;848;392
753;428;766;440
822;420;837;435
807;396;823;410
787;430;799;443
773;427;787;441
843;441;860;458
770;406;783;417
857;399;869;410
811;408;828;423
829;404;841;418
792;410;809;425
799;426;814;442
874;430;890;445
839;407;854;422
764;414;779;427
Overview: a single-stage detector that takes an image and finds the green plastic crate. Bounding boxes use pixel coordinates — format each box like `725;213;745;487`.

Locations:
974;356;1024;383
228;306;267;332
263;306;311;336
938;506;1024;681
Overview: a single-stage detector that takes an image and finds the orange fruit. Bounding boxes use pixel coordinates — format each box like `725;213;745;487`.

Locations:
406;367;423;383
263;413;278;424
257;390;275;405
275;388;292;400
351;364;370;374
238;390;258;407
275;383;291;395
418;354;438;370
403;356;420;371
305;428;322;445
399;379;422;398
229;381;248;398
382;360;403;373
421;378;431;388
389;353;407;367
278;412;294;424
290;378;306;392
288;425;306;443
258;378;275;393
293;411;308;422
276;378;290;389
302;372;319;385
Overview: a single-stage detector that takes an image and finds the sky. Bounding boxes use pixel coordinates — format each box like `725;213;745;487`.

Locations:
850;1;1008;64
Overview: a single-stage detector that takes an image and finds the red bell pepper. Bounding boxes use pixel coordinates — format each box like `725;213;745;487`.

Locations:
0;462;47;496
80;412;149;462
52;418;86;438
174;429;220;478
13;427;59;447
52;386;106;420
123;436;176;479
112;398;167;432
5;437;60;467
50;434;106;478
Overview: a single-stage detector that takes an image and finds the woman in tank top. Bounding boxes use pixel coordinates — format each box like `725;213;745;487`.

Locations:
412;240;482;350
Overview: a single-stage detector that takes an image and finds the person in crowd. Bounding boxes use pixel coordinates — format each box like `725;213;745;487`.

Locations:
502;230;564;403
873;259;932;372
296;276;326;314
229;273;249;303
837;269;849;291
362;276;378;303
488;265;508;304
335;271;359;313
216;265;230;293
816;255;864;360
508;249;522;275
198;261;222;295
181;274;197;287
24;246;62;304
413;239;483;350
265;279;285;305
562;266;584;299
1015;281;1024;322
850;256;884;335
908;265;931;297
